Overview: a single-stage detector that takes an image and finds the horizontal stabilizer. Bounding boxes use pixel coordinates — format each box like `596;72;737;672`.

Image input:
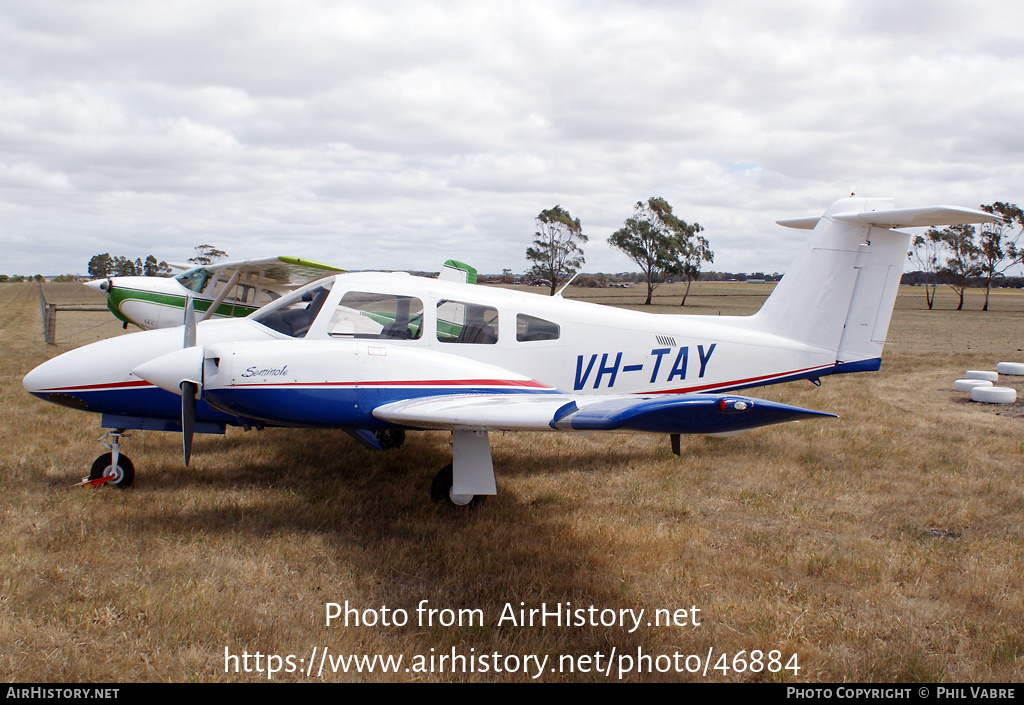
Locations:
373;393;835;435
775;216;821;230
778;205;999;230
832;205;999;228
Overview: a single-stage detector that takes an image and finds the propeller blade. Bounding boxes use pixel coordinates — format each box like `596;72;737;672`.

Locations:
181;381;197;467
184;296;197;348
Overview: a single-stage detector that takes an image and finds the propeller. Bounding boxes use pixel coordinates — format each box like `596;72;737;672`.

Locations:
130;295;204;467
182;297;197;466
181;380;197;466
184;293;197;348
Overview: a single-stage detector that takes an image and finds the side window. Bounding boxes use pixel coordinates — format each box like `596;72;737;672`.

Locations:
207;276;235;300
516;314;560;342
327;292;424;340
236;284;254;304
437;300;498;344
257;289;280;306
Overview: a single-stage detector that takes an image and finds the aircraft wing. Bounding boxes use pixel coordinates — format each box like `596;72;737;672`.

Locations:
373;392;835;435
202;256;345;286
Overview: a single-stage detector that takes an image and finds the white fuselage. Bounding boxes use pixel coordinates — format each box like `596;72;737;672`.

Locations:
24;271;840;432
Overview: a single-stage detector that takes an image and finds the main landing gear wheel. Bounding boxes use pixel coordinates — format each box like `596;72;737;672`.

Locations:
88;453;135;489
375;428;406;450
430;464;486;507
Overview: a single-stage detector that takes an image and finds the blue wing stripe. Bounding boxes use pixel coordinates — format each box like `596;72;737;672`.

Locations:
565;395;836;434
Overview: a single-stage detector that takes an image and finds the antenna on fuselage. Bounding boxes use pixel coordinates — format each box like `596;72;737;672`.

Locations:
555;272;580;297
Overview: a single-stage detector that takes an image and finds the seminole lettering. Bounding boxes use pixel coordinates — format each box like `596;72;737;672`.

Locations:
240;365;289;378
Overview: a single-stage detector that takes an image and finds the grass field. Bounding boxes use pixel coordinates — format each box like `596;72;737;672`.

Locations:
1;280;1022;682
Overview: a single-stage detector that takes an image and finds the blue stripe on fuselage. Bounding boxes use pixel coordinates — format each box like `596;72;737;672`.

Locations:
718;357;882;392
30;387;253;427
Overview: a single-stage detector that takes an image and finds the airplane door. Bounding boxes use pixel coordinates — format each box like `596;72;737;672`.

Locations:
356;343;390;414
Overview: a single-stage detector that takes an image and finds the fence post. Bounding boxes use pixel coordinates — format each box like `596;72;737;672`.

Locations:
44;304;57;345
38;282;57;345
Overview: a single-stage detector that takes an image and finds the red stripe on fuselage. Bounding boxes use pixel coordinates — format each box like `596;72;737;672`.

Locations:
37;379;153;393
229;378;554;389
648;364;832;395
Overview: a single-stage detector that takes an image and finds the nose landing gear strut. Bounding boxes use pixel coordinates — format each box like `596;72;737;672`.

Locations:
79;429;135;489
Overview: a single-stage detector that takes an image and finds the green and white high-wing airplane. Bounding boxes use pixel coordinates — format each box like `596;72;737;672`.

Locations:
86;256;345;330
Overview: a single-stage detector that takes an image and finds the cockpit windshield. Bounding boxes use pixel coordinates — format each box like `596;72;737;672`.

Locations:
175;268;212;294
251;278;335;338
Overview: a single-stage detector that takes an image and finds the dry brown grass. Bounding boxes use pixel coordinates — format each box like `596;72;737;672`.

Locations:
2;280;1023;682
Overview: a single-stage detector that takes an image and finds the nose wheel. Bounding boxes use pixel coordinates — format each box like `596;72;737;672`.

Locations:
80;429;135;489
86;452;135;489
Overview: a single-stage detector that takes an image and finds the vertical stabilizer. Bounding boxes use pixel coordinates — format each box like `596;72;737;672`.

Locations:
752;198;893;354
439;259;478;284
754;198;997;363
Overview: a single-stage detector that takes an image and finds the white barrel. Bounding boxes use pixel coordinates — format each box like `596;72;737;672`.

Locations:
965;370;999;381
954;379;993;392
971;386;1017;403
996;362;1024;375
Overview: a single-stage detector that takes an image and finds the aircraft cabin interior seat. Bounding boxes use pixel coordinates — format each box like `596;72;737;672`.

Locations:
454;323;497;345
380;320;413;340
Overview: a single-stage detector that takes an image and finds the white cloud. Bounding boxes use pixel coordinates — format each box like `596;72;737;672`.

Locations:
1;0;1023;277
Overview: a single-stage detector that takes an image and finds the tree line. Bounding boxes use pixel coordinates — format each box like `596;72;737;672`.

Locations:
88;254;173;279
86;246;227;279
525;197;713;305
0;274;46;283
908;202;1024;311
0;246;225;283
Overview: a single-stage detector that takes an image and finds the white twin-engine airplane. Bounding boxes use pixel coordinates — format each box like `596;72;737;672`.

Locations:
24;198;998;506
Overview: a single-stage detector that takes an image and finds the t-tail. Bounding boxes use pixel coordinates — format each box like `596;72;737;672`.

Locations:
751;197;998;370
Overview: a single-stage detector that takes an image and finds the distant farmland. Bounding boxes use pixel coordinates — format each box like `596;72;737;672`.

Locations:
1;280;1022;682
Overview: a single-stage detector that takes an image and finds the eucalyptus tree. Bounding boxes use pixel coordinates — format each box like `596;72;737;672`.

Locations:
143;255;173;277
88;253;114;279
908;229;944;310
608;197;708;305
189;244;228;266
932;224;980;311
671;221;713;306
525;206;588;296
977;202;1024;311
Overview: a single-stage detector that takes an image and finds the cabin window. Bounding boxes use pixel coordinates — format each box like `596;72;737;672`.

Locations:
236;284;255;304
206;277;235;301
327;292;424;340
257;289;279;306
437;300;498;344
516;314;560;342
252;284;331;338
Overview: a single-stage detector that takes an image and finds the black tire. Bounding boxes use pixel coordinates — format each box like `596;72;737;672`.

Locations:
375;428;406;450
89;453;135;489
430;464;485;507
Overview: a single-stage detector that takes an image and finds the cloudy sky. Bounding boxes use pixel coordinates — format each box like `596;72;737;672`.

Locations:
3;0;1023;277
